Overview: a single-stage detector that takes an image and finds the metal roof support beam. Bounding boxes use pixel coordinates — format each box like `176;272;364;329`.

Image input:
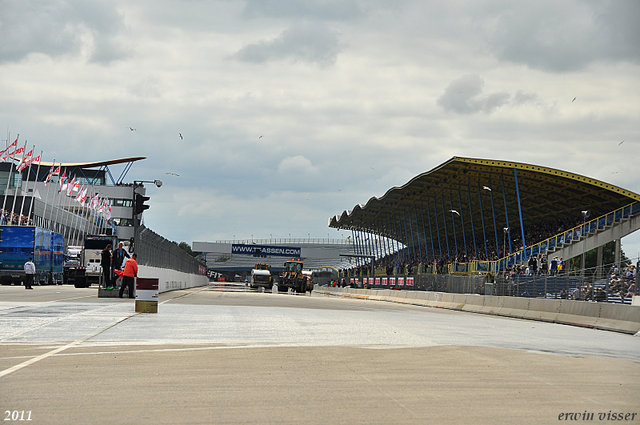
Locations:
431;199;442;259
402;210;411;263
418;204;429;263
391;215;401;264
406;208;416;263
411;207;421;262
457;189;468;258
466;185;478;260
440;196;451;260
350;230;357;265
449;193;459;258
477;182;489;259
422;204;433;263
488;178;500;258
396;214;405;264
501;173;513;255
514;168;528;260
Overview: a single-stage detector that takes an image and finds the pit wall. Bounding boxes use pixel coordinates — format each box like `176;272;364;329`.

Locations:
317;287;640;335
138;265;208;293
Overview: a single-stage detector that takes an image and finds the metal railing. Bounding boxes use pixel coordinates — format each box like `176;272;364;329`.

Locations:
134;225;205;275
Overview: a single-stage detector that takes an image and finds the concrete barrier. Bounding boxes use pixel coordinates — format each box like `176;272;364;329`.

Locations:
499;297;531;319
555;300;601;329
451;294;467;311
313;286;640;334
595;303;640;334
480;295;504;315
524;298;561;323
462;295;485;314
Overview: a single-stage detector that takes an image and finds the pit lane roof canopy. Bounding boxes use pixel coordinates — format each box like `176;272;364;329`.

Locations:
329;157;640;250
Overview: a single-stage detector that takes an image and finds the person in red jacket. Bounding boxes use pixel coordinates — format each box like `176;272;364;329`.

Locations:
119;253;138;299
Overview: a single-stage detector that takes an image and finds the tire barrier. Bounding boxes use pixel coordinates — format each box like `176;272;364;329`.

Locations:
317;286;640;334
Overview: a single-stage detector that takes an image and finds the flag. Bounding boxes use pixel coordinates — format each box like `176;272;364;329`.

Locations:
90;194;100;210
17;148;33;171
73;180;80;192
59;171;67;192
75;186;87;205
66;178;75;196
79;187;88;205
0;137;18;161
44;164;60;185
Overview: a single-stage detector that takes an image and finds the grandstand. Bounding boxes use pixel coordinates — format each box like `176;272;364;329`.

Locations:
328;157;639;300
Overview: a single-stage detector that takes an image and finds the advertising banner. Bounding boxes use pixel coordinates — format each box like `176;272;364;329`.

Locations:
231;244;301;258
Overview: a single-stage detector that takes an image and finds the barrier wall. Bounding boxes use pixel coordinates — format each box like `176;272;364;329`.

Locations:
138;265;208;293
317;286;640;335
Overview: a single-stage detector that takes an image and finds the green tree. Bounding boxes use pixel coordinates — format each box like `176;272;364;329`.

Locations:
176;241;197;257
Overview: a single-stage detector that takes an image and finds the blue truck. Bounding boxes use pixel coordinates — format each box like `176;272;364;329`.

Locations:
0;226;64;286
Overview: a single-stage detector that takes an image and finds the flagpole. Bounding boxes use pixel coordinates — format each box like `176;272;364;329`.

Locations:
1;135;19;224
10;141;28;225
41;160;55;230
18;145;35;225
27;151;43;227
52;170;65;233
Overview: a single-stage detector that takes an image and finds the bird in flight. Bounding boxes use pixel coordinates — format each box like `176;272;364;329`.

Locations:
619;140;624;145
449;209;460;216
127;127;136;131
166;172;179;176
179;133;183;140
572;97;576;102
258;135;263;139
482;186;492;191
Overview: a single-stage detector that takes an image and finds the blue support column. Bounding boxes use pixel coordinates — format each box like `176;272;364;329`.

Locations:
441;196;451;259
514;168;527;260
488;178;499;258
467;185;478;260
431;199;442;259
477;183;489;259
396;214;405;263
458;189;468;257
449;193;459;258
501;173;513;255
419;205;429;262
351;229;357;265
403;210;413;263
407;208;418;263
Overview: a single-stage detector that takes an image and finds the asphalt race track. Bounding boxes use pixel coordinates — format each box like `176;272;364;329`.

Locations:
1;284;639;424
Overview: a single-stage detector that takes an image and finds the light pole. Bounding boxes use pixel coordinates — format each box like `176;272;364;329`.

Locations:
503;227;509;278
581;210;589;283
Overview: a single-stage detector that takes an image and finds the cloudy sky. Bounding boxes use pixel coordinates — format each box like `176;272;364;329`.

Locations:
1;0;639;257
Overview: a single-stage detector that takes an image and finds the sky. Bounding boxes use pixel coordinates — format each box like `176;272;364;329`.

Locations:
1;0;639;259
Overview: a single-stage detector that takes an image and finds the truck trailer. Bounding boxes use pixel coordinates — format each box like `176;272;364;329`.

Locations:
0;226;63;286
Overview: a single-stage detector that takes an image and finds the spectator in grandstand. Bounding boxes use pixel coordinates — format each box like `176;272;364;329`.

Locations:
550;257;558;275
625;283;637;298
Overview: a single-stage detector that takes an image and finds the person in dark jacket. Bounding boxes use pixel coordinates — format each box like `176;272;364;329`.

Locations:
101;244;112;289
111;242;130;287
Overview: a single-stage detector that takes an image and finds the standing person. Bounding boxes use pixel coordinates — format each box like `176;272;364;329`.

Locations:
24;257;36;290
119;253;138;299
111;242;130;288
101;244;113;289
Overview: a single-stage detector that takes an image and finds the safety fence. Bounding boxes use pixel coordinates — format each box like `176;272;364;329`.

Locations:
134;225;206;275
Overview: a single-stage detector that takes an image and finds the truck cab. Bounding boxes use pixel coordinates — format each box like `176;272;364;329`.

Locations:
250;263;273;290
278;259;313;294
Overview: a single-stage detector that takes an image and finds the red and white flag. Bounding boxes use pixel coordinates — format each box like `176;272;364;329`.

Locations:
66;178;75;196
17;148;33;171
58;170;67;192
0;137;18;161
44;164;60;185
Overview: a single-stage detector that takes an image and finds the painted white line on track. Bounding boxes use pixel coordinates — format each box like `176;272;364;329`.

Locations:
0;312;138;379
